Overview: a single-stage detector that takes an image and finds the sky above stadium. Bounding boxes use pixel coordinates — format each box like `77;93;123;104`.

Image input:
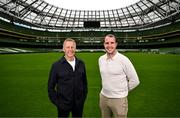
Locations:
45;0;139;10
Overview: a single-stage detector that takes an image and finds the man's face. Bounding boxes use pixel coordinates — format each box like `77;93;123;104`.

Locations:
63;41;76;59
104;36;117;54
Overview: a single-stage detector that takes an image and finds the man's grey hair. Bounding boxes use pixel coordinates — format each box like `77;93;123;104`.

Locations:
63;38;76;49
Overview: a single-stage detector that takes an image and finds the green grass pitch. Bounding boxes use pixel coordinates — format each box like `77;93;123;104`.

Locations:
0;52;180;117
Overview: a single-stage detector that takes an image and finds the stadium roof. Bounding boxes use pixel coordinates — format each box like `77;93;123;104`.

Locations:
44;0;139;10
0;0;180;31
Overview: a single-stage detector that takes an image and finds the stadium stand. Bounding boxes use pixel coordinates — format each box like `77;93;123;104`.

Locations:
0;19;179;49
0;0;179;50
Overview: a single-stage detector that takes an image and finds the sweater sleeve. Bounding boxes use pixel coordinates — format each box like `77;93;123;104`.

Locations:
123;58;140;91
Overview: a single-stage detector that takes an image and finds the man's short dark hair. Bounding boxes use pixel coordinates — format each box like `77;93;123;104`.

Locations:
104;34;117;43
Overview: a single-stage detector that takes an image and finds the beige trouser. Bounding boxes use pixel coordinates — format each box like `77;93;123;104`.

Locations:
99;94;128;118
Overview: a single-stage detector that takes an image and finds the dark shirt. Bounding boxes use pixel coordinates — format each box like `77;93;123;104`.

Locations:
48;56;88;110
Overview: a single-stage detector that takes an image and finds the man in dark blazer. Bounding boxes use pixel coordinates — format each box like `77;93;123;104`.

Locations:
48;38;88;117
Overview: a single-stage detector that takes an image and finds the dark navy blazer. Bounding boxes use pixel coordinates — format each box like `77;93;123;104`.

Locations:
48;56;88;110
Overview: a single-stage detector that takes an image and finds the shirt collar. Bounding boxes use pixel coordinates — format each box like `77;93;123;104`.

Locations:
106;51;118;60
60;56;79;65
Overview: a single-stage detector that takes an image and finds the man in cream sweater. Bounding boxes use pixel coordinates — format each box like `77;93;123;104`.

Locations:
99;34;140;118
